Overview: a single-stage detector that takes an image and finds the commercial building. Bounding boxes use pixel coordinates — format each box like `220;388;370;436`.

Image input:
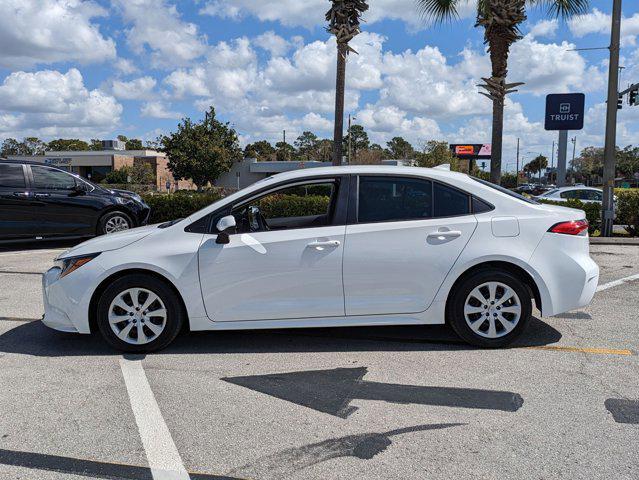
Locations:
214;158;409;189
6;139;192;190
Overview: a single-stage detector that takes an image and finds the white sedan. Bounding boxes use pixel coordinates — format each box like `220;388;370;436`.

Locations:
536;186;604;204
42;166;599;352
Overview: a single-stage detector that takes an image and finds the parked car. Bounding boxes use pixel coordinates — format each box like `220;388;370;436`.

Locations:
535;186;606;204
0;159;150;243
42;165;599;352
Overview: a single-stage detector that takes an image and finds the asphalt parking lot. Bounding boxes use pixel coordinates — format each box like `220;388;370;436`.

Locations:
0;243;638;479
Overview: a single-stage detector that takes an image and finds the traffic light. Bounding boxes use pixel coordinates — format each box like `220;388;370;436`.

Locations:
630;88;638;106
617;94;623;110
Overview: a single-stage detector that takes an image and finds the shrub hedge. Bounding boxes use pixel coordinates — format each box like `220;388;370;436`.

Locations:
616;190;639;236
258;194;330;218
537;198;601;234
142;191;223;224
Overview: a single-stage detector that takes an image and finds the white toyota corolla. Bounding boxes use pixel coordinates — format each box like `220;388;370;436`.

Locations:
42;166;599;352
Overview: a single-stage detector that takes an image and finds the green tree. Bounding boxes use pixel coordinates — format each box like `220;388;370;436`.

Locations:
47;139;90;151
417;0;589;184
126;138;144;150
524;154;548;178
295;131;319;161
316;139;334;162
343;124;369;163
275;141;295;161
415;140;457;169
1;138;22;157
326;0;369;165
89;139;103;151
385;136;414;160
244;140;275;161
160;107;242;189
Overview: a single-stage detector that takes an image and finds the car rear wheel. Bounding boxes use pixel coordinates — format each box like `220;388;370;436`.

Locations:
447;269;532;348
96;274;184;352
99;211;132;235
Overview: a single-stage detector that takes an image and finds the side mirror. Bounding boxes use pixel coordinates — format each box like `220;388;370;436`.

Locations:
215;215;236;244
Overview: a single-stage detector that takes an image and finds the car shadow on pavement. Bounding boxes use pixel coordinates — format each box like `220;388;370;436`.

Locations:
0;316;561;357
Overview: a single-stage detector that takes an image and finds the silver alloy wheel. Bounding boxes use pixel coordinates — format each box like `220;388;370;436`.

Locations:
463;281;522;339
108;288;167;345
104;215;130;233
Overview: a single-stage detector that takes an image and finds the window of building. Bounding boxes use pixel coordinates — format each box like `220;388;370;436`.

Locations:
358;176;433;223
0;164;26;188
31;166;76;190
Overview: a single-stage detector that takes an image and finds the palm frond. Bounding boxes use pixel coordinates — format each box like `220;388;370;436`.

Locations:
416;0;466;24
528;0;590;20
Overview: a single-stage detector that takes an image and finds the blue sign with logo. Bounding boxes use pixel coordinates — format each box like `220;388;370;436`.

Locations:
545;93;585;131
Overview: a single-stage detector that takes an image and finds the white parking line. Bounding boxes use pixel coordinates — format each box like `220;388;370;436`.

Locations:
596;273;639;293
119;358;190;480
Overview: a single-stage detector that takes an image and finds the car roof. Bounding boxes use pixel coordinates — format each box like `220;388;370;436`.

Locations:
554;186;602;191
0;158;56;166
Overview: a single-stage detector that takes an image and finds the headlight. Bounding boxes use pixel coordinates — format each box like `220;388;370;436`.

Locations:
54;253;100;279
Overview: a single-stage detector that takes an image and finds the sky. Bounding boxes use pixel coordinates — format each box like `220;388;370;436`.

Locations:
0;0;638;171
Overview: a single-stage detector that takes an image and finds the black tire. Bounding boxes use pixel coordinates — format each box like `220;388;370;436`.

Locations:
447;269;532;348
97;211;133;235
96;274;184;353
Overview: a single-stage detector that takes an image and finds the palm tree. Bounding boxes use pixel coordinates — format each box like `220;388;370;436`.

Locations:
416;0;589;183
326;0;369;166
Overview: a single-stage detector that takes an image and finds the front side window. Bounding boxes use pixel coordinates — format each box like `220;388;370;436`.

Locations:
231;181;336;233
579;190;602;201
0;164;26;188
31;166;76;190
560;189;579;199
358;176;432;223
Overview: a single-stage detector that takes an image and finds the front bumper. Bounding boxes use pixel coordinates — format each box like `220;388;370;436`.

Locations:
41;261;103;334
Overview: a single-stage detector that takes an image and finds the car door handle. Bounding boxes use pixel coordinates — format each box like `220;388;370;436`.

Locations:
34;193;50;198
307;240;341;249
427;230;462;240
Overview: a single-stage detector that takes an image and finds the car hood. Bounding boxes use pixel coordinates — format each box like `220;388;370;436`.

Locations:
57;224;158;259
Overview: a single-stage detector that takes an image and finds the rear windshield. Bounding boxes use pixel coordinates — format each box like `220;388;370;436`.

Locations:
472;178;539;205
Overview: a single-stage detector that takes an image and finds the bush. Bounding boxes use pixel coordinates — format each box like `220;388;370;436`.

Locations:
537;198;601;235
258;194;330;218
142;191;223;223
104;168;129;184
616;190;639;236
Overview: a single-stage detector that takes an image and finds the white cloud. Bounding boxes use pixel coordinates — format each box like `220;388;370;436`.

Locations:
0;69;122;138
528;19;558;39
569;9;639;46
115;58;140;76
254;31;291;57
111;76;157;100
199;0;477;30
113;0;208;68
140;101;182;119
0;0;115;68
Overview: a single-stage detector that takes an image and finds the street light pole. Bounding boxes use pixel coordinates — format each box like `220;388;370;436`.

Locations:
515;138;520;186
602;0;623;237
347;114;352;165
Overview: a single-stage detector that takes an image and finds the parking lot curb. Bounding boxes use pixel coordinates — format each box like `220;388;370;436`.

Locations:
590;237;639;246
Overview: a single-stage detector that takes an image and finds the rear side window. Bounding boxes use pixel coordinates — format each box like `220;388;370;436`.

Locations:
434;182;470;217
358;176;432;223
0;164;26;188
31;166;76;190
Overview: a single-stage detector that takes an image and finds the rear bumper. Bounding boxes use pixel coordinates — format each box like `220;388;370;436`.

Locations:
529;233;599;316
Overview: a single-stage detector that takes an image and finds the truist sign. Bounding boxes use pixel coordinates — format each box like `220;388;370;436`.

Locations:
545;93;585;131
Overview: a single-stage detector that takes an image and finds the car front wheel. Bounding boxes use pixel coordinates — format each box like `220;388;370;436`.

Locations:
96;274;184;352
447;269;532;348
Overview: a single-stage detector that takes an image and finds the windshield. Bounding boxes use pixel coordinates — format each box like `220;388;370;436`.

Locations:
472;177;539;205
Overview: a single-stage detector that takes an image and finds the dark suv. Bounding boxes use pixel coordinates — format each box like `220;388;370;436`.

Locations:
0;159;150;243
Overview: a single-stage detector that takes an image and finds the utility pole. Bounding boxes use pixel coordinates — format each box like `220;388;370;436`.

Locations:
515;138;520;186
283;130;286;144
602;0;623;237
347;114;354;164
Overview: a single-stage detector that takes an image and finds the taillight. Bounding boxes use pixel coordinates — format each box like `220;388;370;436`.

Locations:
548;219;589;236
